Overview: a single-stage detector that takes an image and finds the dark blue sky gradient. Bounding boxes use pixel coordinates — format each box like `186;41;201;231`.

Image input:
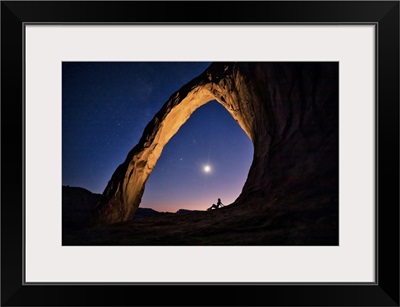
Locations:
62;62;253;212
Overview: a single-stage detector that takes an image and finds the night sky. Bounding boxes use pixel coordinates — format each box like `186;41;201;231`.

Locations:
62;62;254;212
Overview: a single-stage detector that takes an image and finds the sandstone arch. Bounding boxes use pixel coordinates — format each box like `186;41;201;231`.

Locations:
91;62;338;226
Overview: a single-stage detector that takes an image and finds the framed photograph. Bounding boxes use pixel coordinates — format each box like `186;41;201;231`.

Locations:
2;1;399;306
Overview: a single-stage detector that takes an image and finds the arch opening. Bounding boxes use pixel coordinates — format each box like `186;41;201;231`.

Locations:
140;100;254;213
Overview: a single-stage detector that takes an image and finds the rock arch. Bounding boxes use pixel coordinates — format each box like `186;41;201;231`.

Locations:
91;62;338;226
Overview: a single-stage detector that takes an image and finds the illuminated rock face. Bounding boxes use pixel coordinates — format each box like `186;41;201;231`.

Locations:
91;62;338;226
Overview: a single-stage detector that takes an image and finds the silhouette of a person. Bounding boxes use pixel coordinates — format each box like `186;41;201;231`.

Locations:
207;198;224;210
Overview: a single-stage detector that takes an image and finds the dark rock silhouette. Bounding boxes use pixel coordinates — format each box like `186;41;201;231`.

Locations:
176;209;203;214
133;207;167;219
91;62;338;227
63;186;100;231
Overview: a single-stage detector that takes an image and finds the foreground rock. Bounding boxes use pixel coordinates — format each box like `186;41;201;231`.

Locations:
91;62;338;228
63;186;338;245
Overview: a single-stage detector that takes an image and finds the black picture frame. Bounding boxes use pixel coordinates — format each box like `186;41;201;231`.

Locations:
1;1;399;306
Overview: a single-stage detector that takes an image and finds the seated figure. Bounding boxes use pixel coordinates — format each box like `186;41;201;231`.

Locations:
207;198;224;211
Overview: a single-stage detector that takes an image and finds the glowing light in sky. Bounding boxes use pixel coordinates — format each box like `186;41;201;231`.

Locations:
203;164;211;173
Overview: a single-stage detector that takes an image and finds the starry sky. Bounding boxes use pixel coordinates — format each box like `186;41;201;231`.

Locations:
62;62;254;212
